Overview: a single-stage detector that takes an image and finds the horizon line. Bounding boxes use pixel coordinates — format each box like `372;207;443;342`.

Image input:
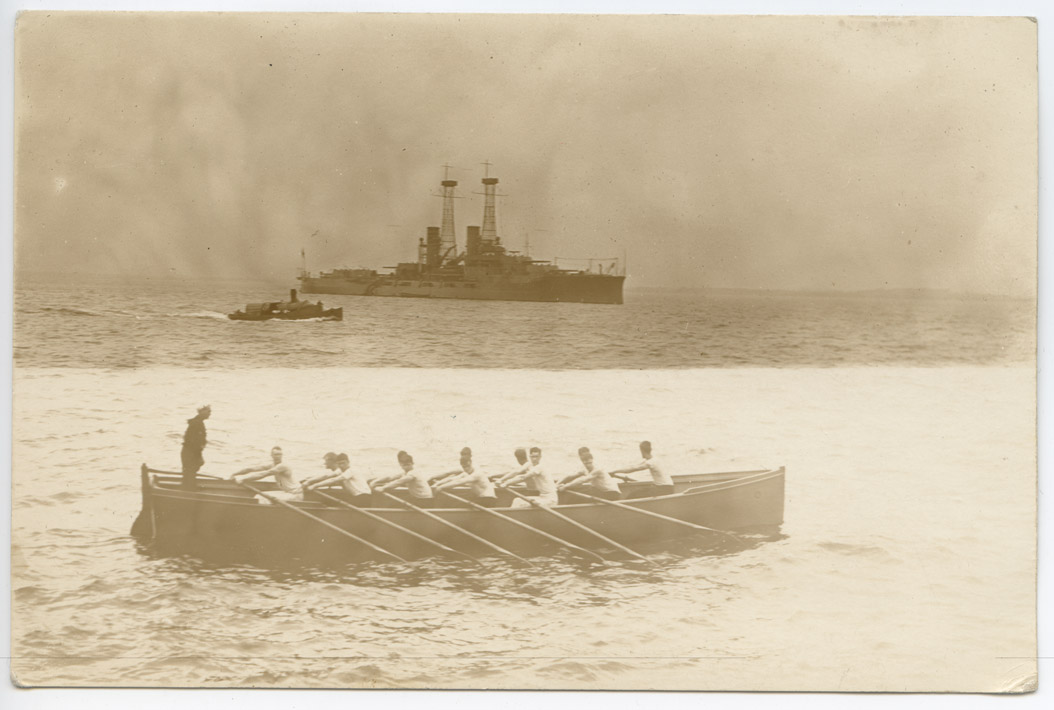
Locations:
12;269;1033;301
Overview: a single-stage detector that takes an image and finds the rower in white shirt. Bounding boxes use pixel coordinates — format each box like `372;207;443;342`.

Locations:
434;448;499;507
608;440;675;496
491;447;529;483
229;446;303;503
300;452;341;491
372;451;435;507
500;447;558;508
558;446;623;501
430;447;475;487
304;452;375;506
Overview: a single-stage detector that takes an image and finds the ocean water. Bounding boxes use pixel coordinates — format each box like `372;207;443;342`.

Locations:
9;277;1038;691
13;273;1034;369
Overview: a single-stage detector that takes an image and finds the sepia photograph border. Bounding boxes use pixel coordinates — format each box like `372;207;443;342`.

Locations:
3;0;1050;708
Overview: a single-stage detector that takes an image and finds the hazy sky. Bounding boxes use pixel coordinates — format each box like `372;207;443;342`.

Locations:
14;13;1037;294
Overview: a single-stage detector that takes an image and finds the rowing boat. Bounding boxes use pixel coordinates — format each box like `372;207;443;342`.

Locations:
132;465;785;563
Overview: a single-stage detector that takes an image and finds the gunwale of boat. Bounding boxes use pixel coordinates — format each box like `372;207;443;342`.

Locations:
144;467;784;512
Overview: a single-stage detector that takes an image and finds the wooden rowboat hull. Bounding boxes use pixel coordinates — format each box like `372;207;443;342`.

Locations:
133;466;785;563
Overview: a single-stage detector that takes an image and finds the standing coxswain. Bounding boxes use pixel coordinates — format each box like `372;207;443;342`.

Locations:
229;446;303;503
180;405;211;490
608;440;674;496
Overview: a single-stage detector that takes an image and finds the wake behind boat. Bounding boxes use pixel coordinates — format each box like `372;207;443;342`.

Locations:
228;289;343;321
131;465;785;564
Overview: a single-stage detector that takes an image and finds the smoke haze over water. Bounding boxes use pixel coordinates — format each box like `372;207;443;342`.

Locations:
14;14;1037;296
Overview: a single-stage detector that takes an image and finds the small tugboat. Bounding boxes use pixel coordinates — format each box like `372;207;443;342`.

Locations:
228;289;343;321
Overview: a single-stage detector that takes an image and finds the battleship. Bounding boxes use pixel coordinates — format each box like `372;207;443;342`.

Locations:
298;167;626;305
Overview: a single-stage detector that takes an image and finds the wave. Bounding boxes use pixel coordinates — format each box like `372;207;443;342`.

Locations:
13;585;54;604
816;540;899;561
296;347;347;356
167;311;230;320
268;316;343;323
330;664;397;686
39;307;235;321
536;659;602;681
15;494;82;508
38;306;149;318
40;306;106;317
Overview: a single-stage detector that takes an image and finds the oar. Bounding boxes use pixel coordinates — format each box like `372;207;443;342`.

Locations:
497;486;657;567
561;489;743;542
146;468;225;480
237;481;409;563
437;490;609;564
378;492;536;568
309;488;483;564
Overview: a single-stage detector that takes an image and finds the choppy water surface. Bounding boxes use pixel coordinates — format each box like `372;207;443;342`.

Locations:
14;273;1034;369
10;274;1037;689
11;366;1036;690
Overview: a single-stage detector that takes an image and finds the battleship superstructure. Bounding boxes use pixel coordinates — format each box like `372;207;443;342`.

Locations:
298;167;625;305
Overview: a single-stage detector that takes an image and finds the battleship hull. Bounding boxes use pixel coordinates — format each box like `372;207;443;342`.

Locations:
299;273;625;305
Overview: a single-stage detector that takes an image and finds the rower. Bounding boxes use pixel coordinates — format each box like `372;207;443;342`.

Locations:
492;447;529;484
301;452;340;491
302;452;375;506
434;448;498;507
372;451;435;507
337;453;376;506
501;447;558;508
608;440;674;496
430;447;474;486
229;446;303;503
558;446;623;501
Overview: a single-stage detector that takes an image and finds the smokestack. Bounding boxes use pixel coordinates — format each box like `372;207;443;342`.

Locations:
426;227;441;270
466;226;481;258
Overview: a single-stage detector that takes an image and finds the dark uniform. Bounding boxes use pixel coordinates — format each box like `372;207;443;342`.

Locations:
181;413;208;488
